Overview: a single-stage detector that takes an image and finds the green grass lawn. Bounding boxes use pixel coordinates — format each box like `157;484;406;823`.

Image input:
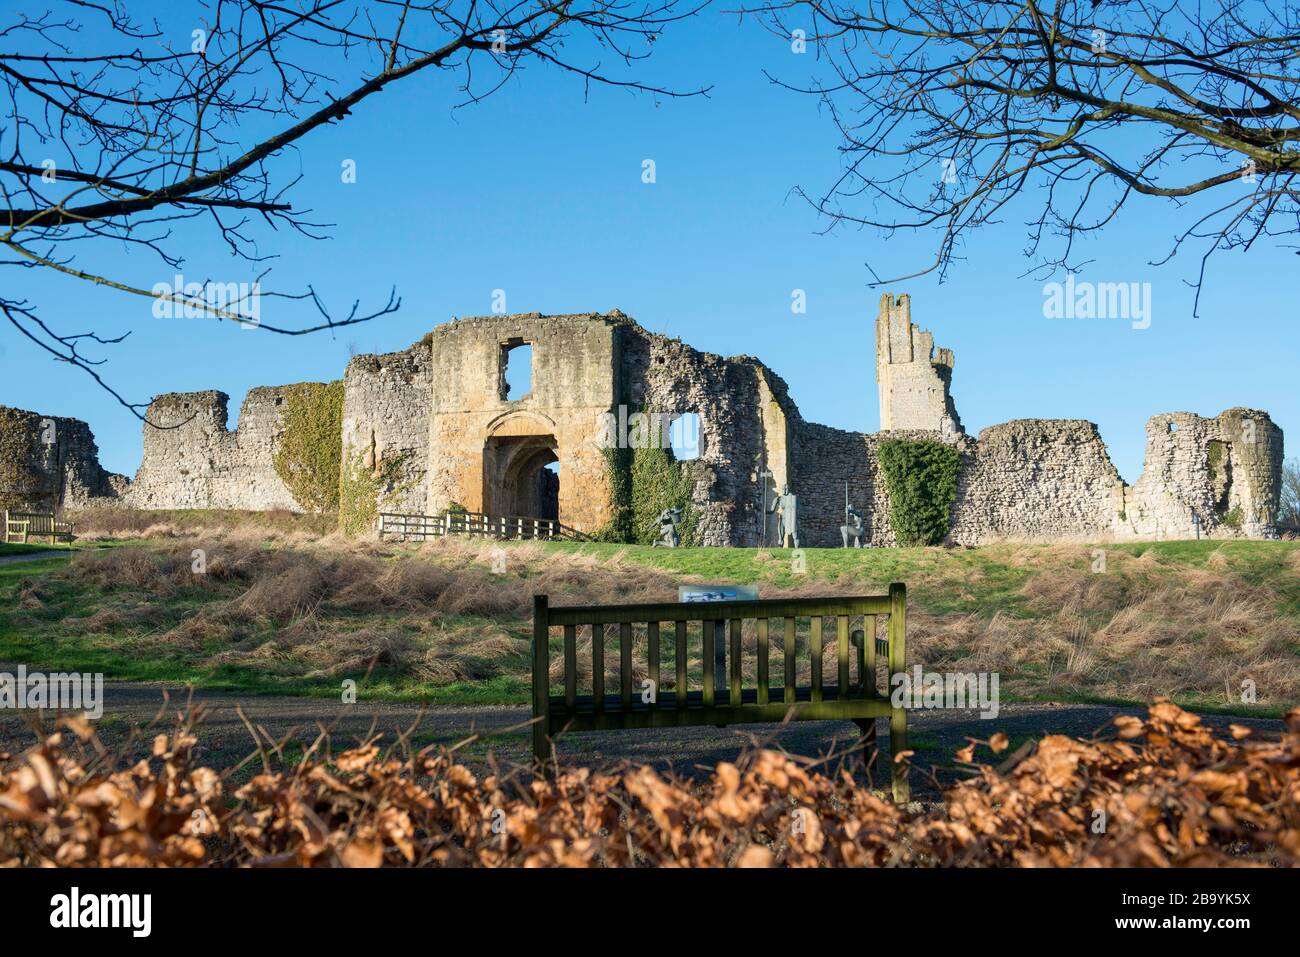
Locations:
0;541;75;557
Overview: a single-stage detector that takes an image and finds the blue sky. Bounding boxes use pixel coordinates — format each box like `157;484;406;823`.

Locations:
2;10;1295;483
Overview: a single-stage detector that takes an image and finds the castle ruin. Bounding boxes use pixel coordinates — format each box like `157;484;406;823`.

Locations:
2;295;1284;545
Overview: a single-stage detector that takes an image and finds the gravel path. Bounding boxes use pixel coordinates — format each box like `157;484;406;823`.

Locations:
0;678;1282;798
0;550;72;566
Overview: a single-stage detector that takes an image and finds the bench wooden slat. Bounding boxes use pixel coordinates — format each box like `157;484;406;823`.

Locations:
592;623;604;714
728;619;741;707
701;619;715;707
888;583;908;804
532;595;549;764
756;618;769;705
810;616;823;703
838;616;850;700
865;615;878;697
564;624;576;711
854;627;866;696
675;621;687;710
555;696;898;732
647;622;660;709
783;618;796;702
620;622;632;709
547;595;890;626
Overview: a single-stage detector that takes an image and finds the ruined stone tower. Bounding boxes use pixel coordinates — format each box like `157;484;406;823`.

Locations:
875;293;962;435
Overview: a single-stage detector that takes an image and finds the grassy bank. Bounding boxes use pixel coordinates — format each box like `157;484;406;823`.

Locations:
2;527;1298;715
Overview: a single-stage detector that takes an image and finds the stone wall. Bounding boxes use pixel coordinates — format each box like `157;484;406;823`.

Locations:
620;324;783;546
0;405;128;511
4;298;1284;546
341;344;432;515
123;388;305;510
948;420;1123;543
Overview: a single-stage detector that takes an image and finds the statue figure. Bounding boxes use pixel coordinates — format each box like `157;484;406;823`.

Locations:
841;505;865;548
769;485;799;549
651;507;681;548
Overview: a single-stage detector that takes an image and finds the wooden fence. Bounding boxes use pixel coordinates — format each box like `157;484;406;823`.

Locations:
378;511;590;542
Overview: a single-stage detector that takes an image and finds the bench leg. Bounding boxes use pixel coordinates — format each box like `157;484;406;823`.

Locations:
890;705;909;805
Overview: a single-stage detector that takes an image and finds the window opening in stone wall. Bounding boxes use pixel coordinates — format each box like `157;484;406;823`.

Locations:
500;339;533;400
668;412;701;461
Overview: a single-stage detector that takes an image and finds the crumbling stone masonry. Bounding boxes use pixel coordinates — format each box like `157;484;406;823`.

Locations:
340;344;432;517
0;405;127;511
1;295;1284;544
124;389;306;510
876;293;962;435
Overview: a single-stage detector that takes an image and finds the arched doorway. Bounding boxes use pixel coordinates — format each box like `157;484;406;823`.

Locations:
482;413;560;520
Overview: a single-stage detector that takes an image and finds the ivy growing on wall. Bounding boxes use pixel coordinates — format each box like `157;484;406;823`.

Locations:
0;408;55;511
595;445;634;543
596;410;698;545
630;441;699;546
338;448;412;537
878;439;961;547
272;381;344;513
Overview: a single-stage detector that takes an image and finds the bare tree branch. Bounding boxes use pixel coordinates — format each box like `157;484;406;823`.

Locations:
1;0;709;419
745;0;1300;310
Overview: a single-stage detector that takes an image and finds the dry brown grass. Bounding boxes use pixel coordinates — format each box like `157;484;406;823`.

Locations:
14;532;1300;709
909;553;1300;709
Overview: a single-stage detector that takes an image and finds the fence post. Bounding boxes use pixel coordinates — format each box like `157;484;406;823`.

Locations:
532;595;551;768
888;582;910;805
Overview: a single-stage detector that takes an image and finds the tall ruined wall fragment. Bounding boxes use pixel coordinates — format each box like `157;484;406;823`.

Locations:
340;344;432;519
0;405;128;511
124;389;304;510
876;293;962;435
620;325;784;546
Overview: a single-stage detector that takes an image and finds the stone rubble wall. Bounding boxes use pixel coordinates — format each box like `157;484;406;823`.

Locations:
0;405;128;511
122;388;303;510
1118;409;1283;540
341;345;432;515
948;420;1123;543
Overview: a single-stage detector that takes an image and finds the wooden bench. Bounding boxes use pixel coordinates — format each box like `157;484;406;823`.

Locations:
532;585;910;803
2;510;75;545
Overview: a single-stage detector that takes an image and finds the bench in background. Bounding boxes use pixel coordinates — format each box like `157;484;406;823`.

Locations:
2;510;75;546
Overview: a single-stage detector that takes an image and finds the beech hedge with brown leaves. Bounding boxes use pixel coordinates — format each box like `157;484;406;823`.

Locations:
2;701;1297;867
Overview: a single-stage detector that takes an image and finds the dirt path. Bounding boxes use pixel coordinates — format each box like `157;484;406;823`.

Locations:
0;678;1282;798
